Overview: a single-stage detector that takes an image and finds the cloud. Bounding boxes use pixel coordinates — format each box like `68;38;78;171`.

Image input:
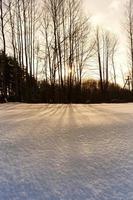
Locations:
110;0;120;9
83;0;123;33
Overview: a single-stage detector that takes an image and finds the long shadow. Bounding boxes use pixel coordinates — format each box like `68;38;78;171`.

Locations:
55;104;71;129
38;104;63;118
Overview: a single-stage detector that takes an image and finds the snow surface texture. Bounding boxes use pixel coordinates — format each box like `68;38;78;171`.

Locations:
0;103;133;200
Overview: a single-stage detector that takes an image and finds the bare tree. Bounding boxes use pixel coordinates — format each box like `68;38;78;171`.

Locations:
95;27;118;92
0;0;7;54
95;27;104;93
125;0;133;91
41;0;93;98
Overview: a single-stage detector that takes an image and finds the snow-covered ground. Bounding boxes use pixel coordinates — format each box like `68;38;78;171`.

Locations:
0;103;133;200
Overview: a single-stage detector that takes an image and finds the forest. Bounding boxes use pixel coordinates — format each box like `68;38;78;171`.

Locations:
0;0;133;103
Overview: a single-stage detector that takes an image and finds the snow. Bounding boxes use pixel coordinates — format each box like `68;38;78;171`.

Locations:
0;103;133;200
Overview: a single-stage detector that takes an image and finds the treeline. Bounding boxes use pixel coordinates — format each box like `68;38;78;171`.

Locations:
0;52;38;102
39;80;132;103
0;51;132;103
0;0;133;103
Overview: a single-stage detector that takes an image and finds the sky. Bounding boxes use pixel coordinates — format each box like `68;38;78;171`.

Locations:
83;0;128;84
83;0;124;35
84;0;122;23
